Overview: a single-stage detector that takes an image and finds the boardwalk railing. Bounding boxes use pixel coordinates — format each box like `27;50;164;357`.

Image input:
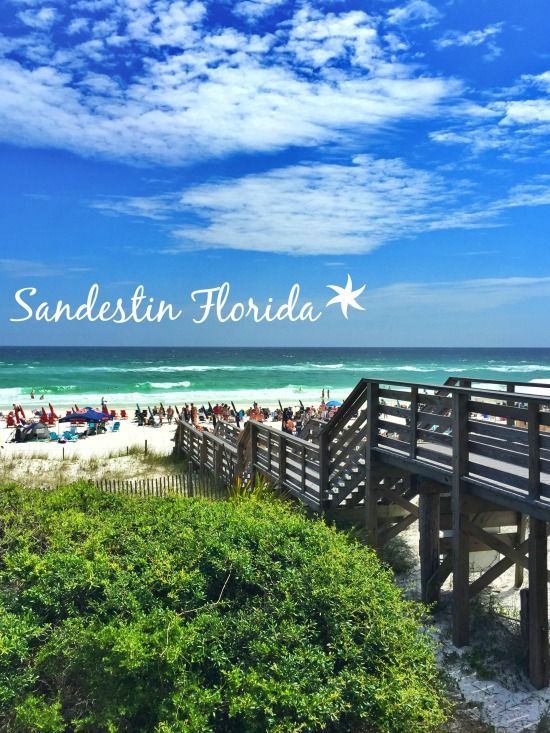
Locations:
248;421;321;509
324;378;550;517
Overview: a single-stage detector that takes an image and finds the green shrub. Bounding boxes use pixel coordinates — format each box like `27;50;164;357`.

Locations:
0;484;446;733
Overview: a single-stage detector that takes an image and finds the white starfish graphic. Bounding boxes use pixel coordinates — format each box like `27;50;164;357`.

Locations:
325;274;366;319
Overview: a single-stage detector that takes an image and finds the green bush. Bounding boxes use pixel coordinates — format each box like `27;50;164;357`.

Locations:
0;484;446;733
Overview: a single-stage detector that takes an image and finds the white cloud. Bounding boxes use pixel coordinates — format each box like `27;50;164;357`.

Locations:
91;156;550;256
284;7;380;69
233;0;285;21
430;71;550;155
120;155;490;255
90;193;180;220
387;1;441;28
17;6;59;29
435;23;503;50
0;2;459;165
0;259;90;277
370;276;550;313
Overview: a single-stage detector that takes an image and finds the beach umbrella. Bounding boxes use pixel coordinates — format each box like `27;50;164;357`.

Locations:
59;409;112;423
326;399;342;408
48;402;58;419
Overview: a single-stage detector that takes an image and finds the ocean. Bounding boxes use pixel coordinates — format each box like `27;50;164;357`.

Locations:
2;347;550;412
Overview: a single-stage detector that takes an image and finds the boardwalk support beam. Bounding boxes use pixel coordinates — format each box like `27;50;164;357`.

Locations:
452;391;470;647
419;480;441;604
529;518;549;688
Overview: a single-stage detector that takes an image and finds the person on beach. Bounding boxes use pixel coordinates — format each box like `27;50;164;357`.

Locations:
30;389;35;399
166;406;174;424
191;403;198;426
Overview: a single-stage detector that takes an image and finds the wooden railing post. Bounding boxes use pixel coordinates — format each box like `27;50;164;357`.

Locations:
318;428;329;513
409;385;418;459
506;383;516;427
200;432;208;470
528;401;541;500
249;421;257;488
214;443;224;490
451;390;470;647
364;382;379;547
278;432;286;492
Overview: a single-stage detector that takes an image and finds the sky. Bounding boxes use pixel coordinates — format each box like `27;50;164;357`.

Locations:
0;0;549;346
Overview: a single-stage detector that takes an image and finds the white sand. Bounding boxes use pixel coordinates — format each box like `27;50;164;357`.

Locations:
1;417;177;459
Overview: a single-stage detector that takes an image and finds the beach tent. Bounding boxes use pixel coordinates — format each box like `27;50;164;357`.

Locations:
326;400;342;408
59;409;112;423
19;422;50;442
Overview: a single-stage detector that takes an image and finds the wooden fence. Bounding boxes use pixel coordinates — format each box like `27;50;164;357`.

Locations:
93;472;227;499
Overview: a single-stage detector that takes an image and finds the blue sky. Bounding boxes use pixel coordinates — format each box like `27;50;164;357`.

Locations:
0;0;549;346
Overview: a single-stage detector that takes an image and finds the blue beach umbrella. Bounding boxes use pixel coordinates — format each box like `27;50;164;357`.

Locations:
59;409;112;423
326;400;342;408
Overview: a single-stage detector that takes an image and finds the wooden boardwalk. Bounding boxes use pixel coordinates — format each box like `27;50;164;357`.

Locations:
174;375;550;688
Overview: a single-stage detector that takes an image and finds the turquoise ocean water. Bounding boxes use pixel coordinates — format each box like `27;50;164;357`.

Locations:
2;347;550;411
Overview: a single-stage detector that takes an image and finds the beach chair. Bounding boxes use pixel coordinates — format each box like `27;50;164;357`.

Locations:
49;431;59;441
110;410;118;419
111;421;120;433
63;431;78;442
120;409;127;419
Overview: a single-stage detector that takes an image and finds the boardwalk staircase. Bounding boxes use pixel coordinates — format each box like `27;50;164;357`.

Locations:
174;375;550;688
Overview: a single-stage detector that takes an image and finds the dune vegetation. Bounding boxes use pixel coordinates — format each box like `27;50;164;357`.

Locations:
0;483;447;732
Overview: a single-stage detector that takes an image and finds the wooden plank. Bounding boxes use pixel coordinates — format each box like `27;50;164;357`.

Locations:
378;387;411;402
417;411;452;428
376;482;419;517
467;401;526;421
374;448;453;485
452;390;470;647
529;518;549;688
468;419;529;445
377;418;411;437
468;439;529;468
329;409;368;456
417;427;452;446
378;512;417;545
463;518;529;569
465;476;550;522
467;461;528;492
